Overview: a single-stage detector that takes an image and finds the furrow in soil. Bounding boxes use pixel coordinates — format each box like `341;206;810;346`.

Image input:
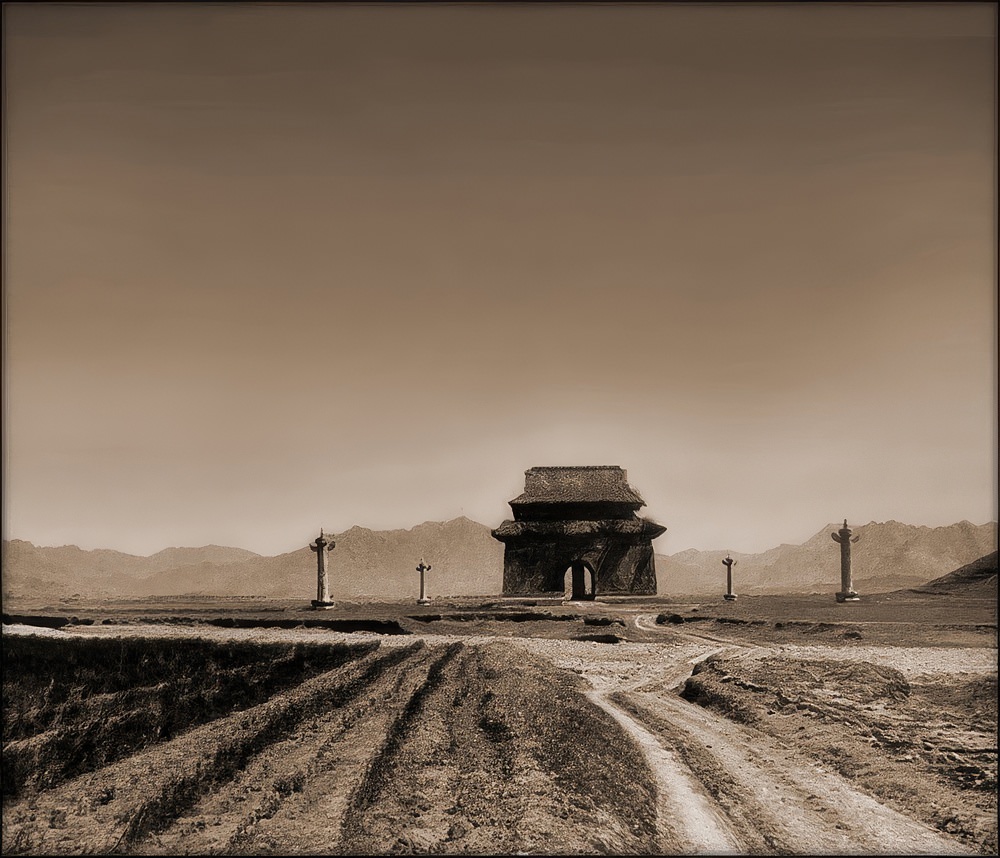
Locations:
1;644;420;856
133;643;441;855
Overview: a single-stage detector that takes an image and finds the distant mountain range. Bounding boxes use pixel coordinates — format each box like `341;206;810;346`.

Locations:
1;518;501;601
657;520;997;596
2;518;996;601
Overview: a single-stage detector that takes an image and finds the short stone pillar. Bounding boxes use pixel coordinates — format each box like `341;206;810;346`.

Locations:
831;519;860;602
416;559;432;605
310;529;336;609
722;555;737;601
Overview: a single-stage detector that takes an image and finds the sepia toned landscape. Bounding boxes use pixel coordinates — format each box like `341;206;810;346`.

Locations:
2;544;997;855
3;2;996;855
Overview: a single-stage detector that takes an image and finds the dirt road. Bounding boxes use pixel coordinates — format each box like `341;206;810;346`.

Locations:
517;620;979;855
4;621;990;854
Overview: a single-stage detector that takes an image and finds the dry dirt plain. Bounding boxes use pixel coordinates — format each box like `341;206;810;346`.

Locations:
2;590;996;855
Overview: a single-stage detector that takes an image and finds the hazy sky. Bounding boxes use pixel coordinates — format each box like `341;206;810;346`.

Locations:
4;2;997;558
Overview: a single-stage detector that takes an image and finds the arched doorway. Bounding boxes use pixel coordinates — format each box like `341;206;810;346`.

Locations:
564;560;596;601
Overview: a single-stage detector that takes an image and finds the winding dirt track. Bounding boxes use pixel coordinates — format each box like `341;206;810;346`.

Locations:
533;614;974;855
586;688;741;854
3;620;986;855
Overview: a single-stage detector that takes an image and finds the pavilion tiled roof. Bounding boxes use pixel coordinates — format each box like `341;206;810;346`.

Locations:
509;466;646;506
492;517;665;540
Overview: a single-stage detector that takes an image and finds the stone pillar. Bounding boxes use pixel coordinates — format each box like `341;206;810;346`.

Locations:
310;529;335;608
722;555;737;601
831;519;860;602
416;559;432;605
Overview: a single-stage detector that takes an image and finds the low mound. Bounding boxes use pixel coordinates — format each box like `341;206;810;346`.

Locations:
912;551;998;595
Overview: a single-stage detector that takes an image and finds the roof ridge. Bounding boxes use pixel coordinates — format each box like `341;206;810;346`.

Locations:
512;464;645;506
526;465;623;471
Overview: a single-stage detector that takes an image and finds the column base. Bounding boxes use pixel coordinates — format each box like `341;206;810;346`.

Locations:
417;597;432;605
723;593;738;601
835;591;860;603
311;599;337;609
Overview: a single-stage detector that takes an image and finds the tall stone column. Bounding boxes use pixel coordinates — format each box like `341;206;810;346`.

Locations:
722;555;737;601
831;519;860;602
310;529;335;608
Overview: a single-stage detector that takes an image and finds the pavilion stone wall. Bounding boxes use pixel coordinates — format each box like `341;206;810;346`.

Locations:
501;536;657;595
494;466;665;597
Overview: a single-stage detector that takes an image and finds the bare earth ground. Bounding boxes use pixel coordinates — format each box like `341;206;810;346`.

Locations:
1;591;996;855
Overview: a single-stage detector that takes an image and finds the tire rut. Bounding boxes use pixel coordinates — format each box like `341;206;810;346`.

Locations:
614;683;975;855
548;626;975;856
585;689;743;855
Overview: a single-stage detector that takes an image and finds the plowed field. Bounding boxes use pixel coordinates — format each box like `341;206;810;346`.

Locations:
2;592;995;855
2;632;658;855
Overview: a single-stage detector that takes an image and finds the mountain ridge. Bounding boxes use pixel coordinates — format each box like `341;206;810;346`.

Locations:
656;520;996;596
3;519;996;601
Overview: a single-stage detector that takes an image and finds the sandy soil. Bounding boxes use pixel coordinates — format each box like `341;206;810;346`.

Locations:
520;648;989;853
2;600;995;855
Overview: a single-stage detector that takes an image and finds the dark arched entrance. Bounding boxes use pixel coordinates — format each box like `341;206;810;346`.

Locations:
564;559;597;601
